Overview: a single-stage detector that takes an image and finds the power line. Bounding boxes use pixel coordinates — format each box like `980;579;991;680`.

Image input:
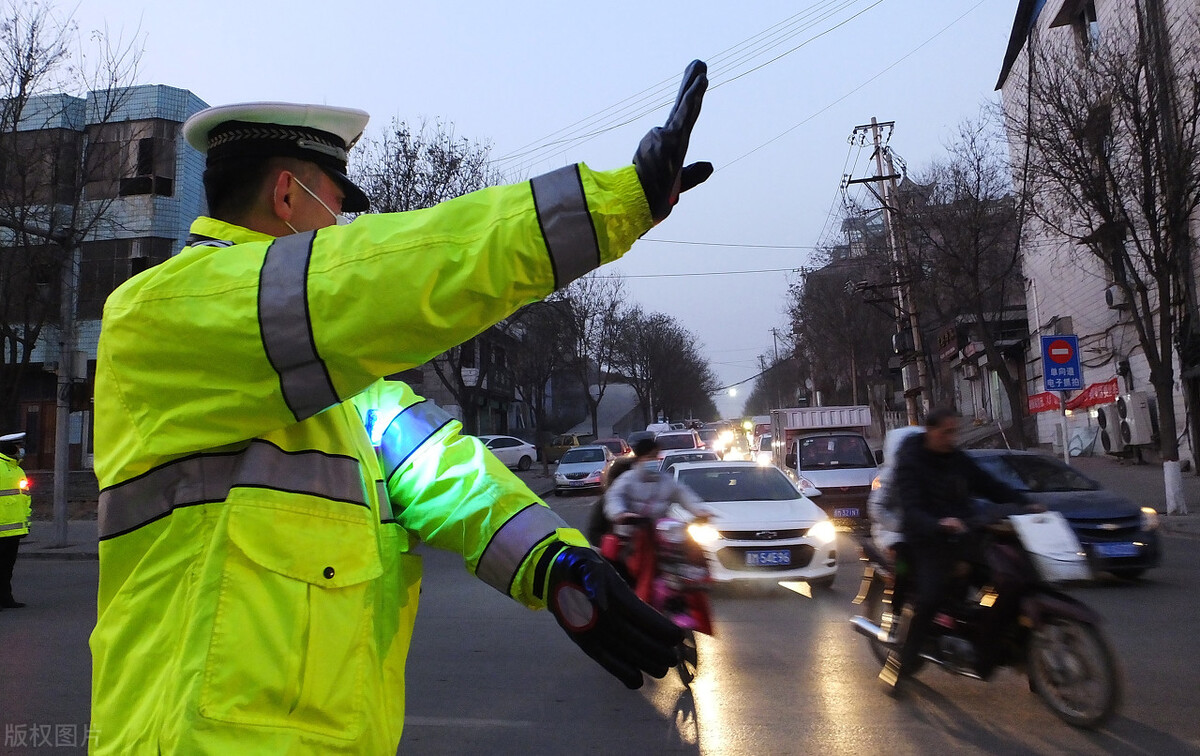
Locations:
640;238;822;250
719;0;991;172
595;267;801;279
496;0;884;175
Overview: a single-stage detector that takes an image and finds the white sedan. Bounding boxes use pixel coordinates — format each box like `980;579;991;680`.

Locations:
671;461;838;587
479;434;537;471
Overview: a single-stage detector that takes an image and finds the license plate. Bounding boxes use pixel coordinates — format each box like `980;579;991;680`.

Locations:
1094;542;1139;558
745;549;791;566
569;481;589;487
834;508;860;519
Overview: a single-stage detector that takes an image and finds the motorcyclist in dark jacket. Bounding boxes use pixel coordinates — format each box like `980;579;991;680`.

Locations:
880;407;1026;692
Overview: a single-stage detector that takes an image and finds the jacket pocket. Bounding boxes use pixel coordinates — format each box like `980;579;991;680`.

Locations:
199;501;383;741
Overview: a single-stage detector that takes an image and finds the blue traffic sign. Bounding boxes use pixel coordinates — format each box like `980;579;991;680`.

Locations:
1041;335;1082;392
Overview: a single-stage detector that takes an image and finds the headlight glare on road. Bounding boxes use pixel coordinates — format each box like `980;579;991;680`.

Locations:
688;522;720;545
808;520;836;544
1140;506;1160;530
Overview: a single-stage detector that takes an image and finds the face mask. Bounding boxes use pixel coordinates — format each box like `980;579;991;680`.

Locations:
284;176;352;234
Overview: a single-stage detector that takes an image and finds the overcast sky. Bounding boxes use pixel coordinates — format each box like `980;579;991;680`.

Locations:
73;0;1017;419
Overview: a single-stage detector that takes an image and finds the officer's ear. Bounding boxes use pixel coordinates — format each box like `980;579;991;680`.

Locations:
271;169;297;222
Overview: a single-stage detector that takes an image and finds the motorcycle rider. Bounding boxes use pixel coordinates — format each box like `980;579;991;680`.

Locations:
603;437;710;602
880;407;1026;693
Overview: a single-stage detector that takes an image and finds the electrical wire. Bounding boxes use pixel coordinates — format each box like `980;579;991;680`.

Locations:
496;0;884;175
719;0;991;172
494;0;861;167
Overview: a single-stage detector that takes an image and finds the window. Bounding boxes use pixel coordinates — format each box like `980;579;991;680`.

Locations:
84;119;178;199
77;237;175;318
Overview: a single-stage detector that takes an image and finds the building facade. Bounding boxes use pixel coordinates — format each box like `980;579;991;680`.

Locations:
5;85;208;470
997;0;1200;464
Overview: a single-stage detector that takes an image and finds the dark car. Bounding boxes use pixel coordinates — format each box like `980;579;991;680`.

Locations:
966;449;1162;579
596;437;632;457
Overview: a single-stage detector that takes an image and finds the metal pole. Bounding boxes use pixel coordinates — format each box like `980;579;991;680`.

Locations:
52;244;79;547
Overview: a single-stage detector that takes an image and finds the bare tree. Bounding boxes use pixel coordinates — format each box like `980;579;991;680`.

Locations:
350;119;507;433
508;295;574;470
0;1;142;430
893;116;1028;447
1006;6;1200;511
561;274;626;436
612;306;719;423
789;244;895;408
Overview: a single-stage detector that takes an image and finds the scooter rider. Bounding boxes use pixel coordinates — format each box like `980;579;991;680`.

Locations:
880;407;1027;692
604;438;710;602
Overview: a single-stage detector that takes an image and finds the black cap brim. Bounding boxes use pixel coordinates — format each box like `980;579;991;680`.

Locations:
324;167;370;213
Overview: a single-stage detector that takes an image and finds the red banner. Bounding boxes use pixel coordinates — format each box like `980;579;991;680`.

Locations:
1027;392;1062;414
1066;378;1120;411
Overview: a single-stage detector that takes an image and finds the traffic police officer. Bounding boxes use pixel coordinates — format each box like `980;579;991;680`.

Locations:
0;431;30;609
91;62;711;753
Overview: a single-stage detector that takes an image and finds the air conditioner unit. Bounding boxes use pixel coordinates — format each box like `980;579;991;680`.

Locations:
1117;391;1153;446
1105;284;1129;309
1096;403;1125;454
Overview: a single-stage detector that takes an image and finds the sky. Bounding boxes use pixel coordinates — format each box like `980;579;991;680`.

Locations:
71;0;1019;419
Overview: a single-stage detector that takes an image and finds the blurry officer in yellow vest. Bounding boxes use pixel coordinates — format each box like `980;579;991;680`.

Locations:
0;431;31;609
91;62;712;753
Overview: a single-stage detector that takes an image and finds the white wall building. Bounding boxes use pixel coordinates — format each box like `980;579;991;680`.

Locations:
997;0;1200;465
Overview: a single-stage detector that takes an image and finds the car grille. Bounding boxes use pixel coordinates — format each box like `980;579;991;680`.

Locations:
1068;514;1143;541
716;545;815;571
565;472;590;480
811;485;870;508
720;528;808;540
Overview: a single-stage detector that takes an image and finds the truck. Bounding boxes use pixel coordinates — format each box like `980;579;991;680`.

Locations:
770;405;879;530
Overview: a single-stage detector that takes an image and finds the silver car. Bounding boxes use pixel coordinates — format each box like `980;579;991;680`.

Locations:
553;445;616;495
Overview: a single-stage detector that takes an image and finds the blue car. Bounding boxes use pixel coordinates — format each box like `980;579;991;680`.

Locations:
966;449;1162;579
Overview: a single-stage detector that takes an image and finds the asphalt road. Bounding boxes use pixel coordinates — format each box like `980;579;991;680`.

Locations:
2;494;1198;755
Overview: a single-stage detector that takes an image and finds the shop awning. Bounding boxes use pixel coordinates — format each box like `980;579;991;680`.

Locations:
1066;377;1119;411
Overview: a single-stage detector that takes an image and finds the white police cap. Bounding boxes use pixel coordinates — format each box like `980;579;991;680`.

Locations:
183;103;371;212
0;432;26;443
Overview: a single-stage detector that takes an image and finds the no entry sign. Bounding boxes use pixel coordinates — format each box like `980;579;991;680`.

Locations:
1041;335;1082;391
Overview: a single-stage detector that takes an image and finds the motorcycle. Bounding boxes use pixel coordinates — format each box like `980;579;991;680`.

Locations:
850;515;1122;729
604;514;714;684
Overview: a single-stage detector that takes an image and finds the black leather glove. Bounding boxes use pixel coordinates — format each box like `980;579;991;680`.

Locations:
540;544;683;689
633;60;713;223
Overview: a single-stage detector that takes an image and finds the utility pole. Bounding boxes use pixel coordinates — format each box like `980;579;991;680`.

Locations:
52;242;80;547
847;117;929;425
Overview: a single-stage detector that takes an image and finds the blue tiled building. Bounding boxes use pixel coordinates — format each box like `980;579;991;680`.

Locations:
5;84;208;469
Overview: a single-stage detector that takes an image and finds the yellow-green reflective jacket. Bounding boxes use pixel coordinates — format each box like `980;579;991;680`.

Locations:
0;453;30;538
90;164;651;754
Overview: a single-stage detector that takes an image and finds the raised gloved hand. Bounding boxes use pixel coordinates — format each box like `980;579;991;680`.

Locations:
633;60;713;223
543;545;683;688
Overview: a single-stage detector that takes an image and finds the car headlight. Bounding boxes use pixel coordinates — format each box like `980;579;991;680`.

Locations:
588;469;603;480
1140;506;1160;530
554;474;566;483
687;522;720;545
807;520;836;544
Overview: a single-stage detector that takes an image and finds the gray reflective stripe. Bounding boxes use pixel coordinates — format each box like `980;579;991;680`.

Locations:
259;232;340;421
0;488;20;496
0;522;25;532
97;441;367;540
530;165;600;289
476;504;568;595
376;480;394;523
379;401;455;481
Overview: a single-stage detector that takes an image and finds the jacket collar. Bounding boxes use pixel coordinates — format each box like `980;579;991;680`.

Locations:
187;216;277;248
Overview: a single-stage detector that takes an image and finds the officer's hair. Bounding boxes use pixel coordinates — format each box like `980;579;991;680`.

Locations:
203;157;321;222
